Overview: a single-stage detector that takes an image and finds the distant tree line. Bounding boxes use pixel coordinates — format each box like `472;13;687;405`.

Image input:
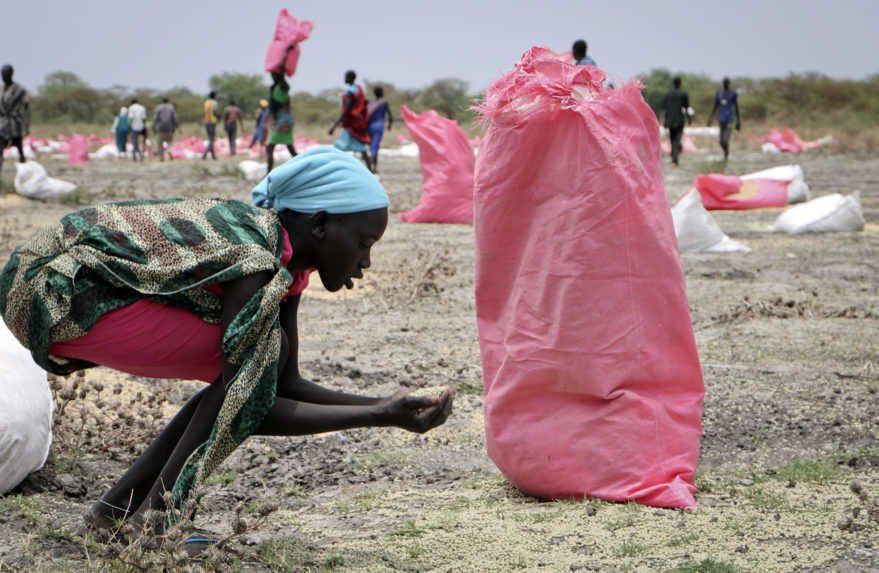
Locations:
30;71;477;126
30;69;879;132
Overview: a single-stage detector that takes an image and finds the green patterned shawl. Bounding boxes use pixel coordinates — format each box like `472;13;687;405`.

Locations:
0;197;292;518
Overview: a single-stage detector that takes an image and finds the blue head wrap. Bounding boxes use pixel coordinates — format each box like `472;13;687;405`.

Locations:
251;146;389;214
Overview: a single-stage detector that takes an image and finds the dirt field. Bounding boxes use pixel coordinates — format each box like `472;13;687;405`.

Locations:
0;144;877;572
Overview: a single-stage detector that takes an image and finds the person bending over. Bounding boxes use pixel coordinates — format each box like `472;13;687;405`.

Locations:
0;146;454;545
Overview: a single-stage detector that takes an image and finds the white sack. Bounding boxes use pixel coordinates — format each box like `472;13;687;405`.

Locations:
239;160;267;181
3;144;36;160
0;320;53;494
672;189;750;253
14;161;77;200
770;192;865;234
378;143;419;158
91;144;119;159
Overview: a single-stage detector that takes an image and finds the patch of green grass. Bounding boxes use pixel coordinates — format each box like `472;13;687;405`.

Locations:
280;484;308;497
353;489;387;511
389;520;426;538
773;458;841;484
406;542;425;559
742;486;787;510
668;558;744;573
40;527;77;543
461;477;483;490
667;533;699;547
58;187;91;205
605;514;637;531
0;178;15;195
258;538;352;572
510;554;529;569
692;160;728;175
206;470;237;486
0;495;43;527
456;379;482;395
587;497;614;510
355;451;408;472
615;538;647;558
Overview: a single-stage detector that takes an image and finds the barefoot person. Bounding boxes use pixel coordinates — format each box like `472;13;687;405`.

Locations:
0;146;454;538
329;70;373;172
266;46;298;173
0;64;31;174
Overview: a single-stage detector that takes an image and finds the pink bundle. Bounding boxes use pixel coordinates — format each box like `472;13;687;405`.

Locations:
67;134;89;166
694;174;789;210
264;9;314;77
400;106;474;224
758;128;824;153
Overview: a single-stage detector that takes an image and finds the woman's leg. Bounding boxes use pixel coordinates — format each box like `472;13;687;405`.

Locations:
286;144;297;158
128;379;227;527
87;384;211;529
361;151;374;173
266;143;276;173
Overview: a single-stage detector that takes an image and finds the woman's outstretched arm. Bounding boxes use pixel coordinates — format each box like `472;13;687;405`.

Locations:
258;387;454;436
275;293;382;405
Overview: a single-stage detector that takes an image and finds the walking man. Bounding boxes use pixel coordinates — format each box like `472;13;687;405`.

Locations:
128;98;147;161
222;98;242;156
661;77;690;167
201;91;219;160
0;64;30;175
153;97;177;161
707;77;740;161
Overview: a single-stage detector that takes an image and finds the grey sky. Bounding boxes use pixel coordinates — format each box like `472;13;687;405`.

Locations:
3;0;877;95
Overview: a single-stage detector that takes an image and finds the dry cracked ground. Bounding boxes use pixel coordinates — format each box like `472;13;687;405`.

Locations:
0;145;876;572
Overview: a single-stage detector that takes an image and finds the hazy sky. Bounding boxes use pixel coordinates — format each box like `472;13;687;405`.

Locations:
3;0;877;95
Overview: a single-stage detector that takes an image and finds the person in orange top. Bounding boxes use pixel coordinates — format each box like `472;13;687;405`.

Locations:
201;91;219;160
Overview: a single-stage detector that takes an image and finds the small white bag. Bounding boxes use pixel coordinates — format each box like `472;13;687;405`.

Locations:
14;161;77;200
0;320;54;494
672;189;750;253
770;192;865;234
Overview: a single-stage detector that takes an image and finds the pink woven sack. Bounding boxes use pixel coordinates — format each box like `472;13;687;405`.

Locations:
68;134;89;166
474;47;704;508
264;9;314;77
400;106;474;224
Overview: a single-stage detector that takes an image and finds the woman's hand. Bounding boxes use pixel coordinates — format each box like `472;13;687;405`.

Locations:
377;387;455;433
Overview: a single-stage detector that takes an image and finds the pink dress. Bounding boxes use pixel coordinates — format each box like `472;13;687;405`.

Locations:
50;228;311;383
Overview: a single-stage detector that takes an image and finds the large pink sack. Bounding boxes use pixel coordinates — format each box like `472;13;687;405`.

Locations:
264;9;314;77
68;134;89;166
400;106;474;224
695;174;788;210
474;47;704;508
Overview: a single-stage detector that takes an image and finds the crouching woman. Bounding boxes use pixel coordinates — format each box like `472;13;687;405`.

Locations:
0;146;453;534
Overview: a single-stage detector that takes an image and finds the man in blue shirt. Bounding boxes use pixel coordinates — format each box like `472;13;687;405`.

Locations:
707;77;740;161
572;39;597;67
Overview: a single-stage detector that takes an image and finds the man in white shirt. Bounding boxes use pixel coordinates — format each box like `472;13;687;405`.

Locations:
127;98;147;161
